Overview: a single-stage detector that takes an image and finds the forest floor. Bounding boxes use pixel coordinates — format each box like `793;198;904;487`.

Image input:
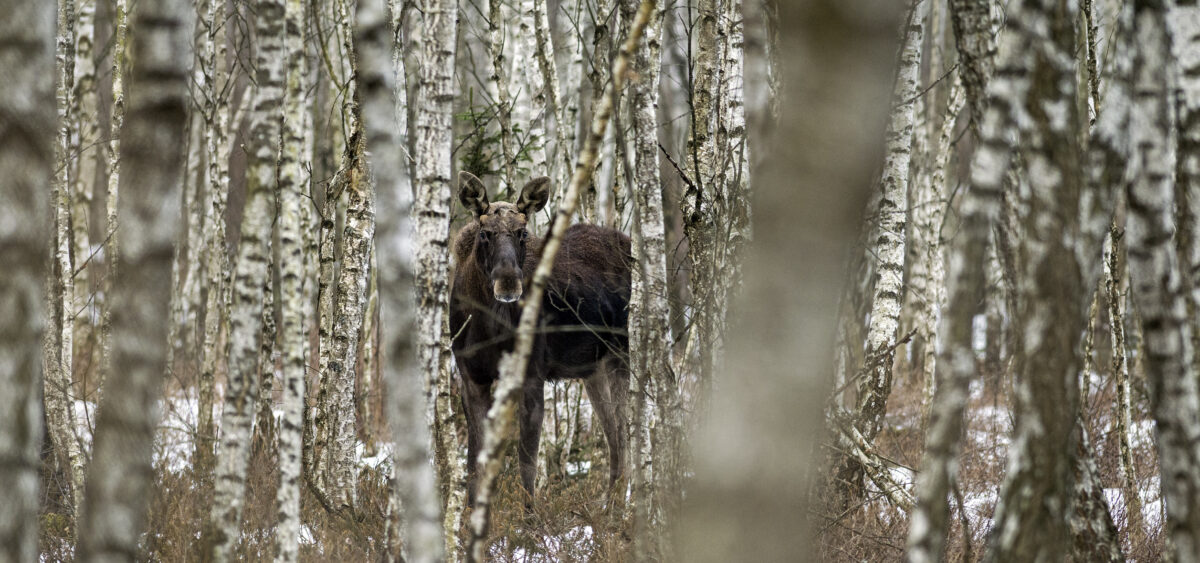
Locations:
817;356;1165;562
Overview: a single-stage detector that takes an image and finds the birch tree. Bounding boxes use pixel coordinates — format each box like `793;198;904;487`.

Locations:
1125;1;1200;559
356;1;445;560
0;3;54;559
207;0;284;556
48;0;87;522
907;0;1029;556
411;0;459;539
195;0;234;486
625;1;667;556
99;0;128;386
273;0;310;558
679;0;901;559
75;0;193;556
841;0;926;503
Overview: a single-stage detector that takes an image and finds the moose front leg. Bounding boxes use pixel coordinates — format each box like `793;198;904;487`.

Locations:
458;371;493;505
517;375;546;503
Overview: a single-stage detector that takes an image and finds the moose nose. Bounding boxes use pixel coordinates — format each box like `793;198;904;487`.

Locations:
493;279;523;303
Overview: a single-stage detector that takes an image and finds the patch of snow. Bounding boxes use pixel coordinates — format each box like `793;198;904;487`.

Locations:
566;460;591;477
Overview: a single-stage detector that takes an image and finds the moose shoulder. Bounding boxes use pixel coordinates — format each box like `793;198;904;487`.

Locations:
449;171;632;503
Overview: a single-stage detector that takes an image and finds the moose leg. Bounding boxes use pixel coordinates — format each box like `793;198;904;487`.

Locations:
459;372;492;505
517;375;546;501
584;361;627;487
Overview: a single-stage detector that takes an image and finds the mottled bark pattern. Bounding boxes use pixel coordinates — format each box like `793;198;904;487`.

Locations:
76;0;193;557
0;2;54;559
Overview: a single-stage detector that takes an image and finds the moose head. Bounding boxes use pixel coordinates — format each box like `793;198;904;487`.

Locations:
458;171;551;303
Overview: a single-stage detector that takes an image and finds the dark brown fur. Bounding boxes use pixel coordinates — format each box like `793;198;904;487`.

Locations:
449;173;632;503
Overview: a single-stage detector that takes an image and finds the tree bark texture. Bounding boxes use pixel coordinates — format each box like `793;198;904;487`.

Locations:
75;0;193;557
0;2;55;559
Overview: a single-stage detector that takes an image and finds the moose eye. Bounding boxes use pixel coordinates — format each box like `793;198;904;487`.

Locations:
518;230;528;242
478;230;492;244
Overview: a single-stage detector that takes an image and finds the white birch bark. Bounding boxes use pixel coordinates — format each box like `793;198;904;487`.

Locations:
323;133;373;509
99;0;128;387
196;0;233;485
357;1;446;559
949;0;997;134
851;0;926;447
1171;0;1200;395
678;1;900;559
1126;1;1200;559
75;0;192;556
0;3;54;559
49;0;87;522
906;0;1030;557
626;0;667;556
466;5;656;560
207;0;284;557
982;2;1092;560
273;1;309;558
71;0;98;358
487;0;516;190
1105;226;1145;541
515;0;548;178
412;0;459;550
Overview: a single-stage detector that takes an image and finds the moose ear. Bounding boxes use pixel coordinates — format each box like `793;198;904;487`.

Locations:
516;177;551;216
458;171;490;217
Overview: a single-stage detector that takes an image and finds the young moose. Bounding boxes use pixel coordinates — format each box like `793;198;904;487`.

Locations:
449;172;632;503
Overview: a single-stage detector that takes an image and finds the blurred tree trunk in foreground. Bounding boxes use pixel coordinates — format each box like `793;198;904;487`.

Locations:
0;2;55;560
679;0;900;560
76;0;193;557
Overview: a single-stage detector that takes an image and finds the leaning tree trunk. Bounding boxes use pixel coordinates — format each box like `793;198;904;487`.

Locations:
356;1;446;560
207;0;284;558
75;0;192;556
273;0;309;559
841;0;926;504
678;0;901;559
0;2;55;559
1126;1;1200;560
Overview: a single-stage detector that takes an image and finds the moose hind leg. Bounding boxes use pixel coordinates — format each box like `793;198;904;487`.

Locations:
584;361;627;486
518;376;546;501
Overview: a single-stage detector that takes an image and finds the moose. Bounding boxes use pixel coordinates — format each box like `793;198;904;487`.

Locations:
449;171;632;503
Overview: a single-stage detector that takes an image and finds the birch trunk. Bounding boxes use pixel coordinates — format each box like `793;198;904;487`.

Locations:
99;0;127;387
487;0;516;190
412;0;459;548
357;1;446;559
1171;0;1200;393
466;4;656;560
72;0;98;361
75;0;192;555
273;0;309;558
949;0;997;134
196;0;233;486
850;0;925;450
984;2;1092;560
1105;225;1145;543
50;0;87;522
625;0;667;555
1126;1;1200;559
207;0;284;557
679;0;900;559
0;3;54;559
906;0;1029;556
323;132;373;509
